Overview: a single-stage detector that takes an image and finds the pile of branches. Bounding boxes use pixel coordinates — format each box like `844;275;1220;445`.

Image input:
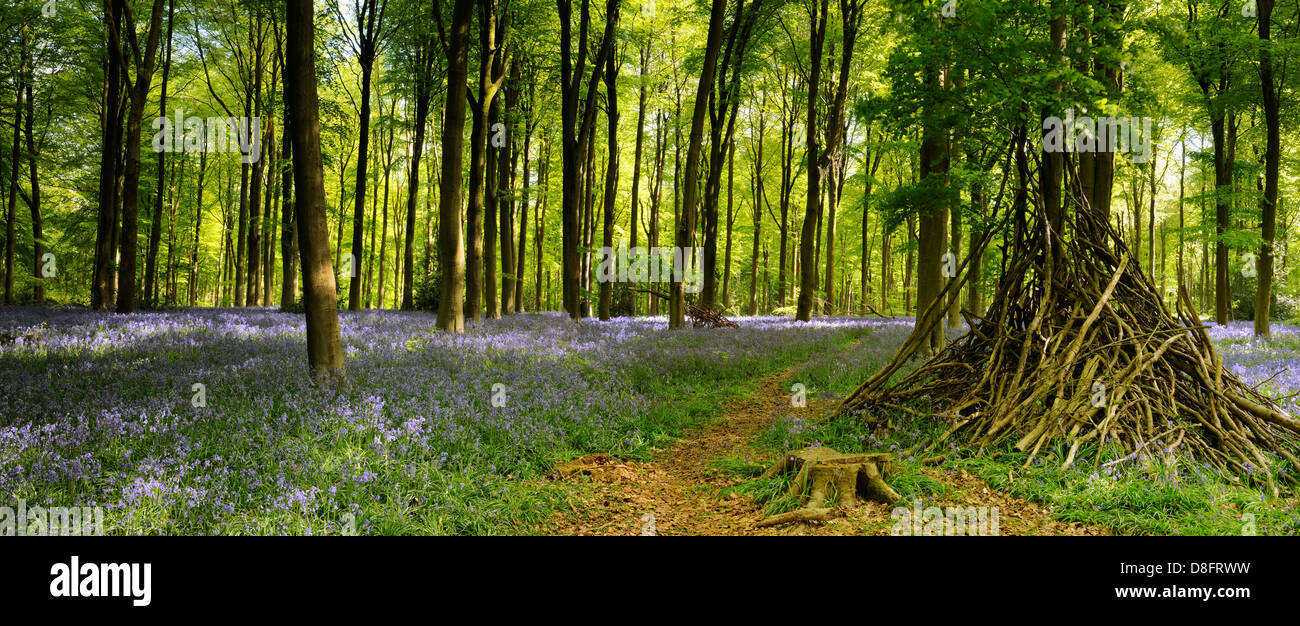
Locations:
687;305;739;328
635;288;739;328
840;204;1300;485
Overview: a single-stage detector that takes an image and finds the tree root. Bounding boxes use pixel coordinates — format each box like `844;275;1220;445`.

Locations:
754;507;839;528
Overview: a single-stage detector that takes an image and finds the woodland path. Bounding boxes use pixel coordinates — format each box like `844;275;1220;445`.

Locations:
545;360;1107;536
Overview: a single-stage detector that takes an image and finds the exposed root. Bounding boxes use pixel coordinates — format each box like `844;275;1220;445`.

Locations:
754;507;839;528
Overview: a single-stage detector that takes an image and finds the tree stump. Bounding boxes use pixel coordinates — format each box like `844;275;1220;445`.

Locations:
755;447;903;527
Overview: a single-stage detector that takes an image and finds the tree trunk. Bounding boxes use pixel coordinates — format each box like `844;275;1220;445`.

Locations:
671;0;725;328
1212;115;1230;325
628;43;650;315
286;0;344;381
514;75;533;314
115;0;170;313
534;136;550;312
378;114;393;310
484;92;500;319
558;0;617;321
722;129;735;311
279;21;298;309
93;4;126;309
145;0;175;309
795;0;828;322
860;137;881;316
436;0;474;333
4;41;23;306
917;110;949;353
191;151;208;306
348;0;385;312
747;97;767;316
598;43;619;321
500;60;519;316
648;110;665;316
402;32;434;311
469;1;507;323
1255;0;1279;336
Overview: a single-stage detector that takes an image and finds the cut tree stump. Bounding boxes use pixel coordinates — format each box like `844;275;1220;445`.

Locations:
755;447;903;528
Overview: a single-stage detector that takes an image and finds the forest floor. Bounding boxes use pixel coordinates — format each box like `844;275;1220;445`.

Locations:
546;360;1106;536
2;308;1296;535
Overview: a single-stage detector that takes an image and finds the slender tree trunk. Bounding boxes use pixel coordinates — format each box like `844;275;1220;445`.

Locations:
235;133;250;304
468;1;508;322
795;0;828;321
947;180;962;328
581;131;596;318
262;55;279;307
819;0;865;317
1212;115;1230;325
558;0;617;321
671;0;725;328
145;0;175;308
500;61;519;316
93;3;124;310
628;43;650;315
4;40;23;306
190;151;208;306
3;110;17;305
377;100;394;309
116;0;170;313
1148;138;1157;279
648;110;665;315
484;90;500;319
1255;0;1280;336
514;80;533;314
348;0;385;312
246;21;267;309
966;158;986;317
598;43;619;321
747;98;767;316
534;136;550;312
880;220;889;313
776;78;796;308
1177;132;1185;293
402;36;433;311
164;155;182;305
279;28;298;309
364;171;377;306
722;131;735;311
859;138;881;316
905;215;914;312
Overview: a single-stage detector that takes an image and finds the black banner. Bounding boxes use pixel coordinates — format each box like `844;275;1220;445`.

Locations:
0;537;1289;617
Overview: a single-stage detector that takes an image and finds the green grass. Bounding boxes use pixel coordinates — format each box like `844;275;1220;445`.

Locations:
740;328;1300;536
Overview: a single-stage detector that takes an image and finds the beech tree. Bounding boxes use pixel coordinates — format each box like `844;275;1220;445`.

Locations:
285;0;344;380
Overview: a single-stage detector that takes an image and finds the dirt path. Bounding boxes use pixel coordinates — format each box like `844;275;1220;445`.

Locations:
545;366;1106;536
